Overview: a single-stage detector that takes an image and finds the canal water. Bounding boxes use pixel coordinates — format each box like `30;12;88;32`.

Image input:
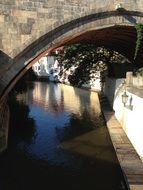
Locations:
0;82;128;190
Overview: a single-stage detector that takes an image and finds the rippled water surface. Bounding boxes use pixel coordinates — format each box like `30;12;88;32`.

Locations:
0;82;128;190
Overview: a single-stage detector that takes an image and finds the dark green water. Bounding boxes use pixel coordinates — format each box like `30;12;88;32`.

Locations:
0;82;128;190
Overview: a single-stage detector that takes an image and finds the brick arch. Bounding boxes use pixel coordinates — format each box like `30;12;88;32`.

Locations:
0;10;143;102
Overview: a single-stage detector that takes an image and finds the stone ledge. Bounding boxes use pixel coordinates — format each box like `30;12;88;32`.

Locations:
100;95;143;189
130;185;143;190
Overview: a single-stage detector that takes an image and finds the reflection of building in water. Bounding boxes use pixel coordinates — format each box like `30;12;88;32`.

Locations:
32;56;60;81
90;91;101;116
60;84;81;114
31;82;64;114
60;84;101;116
16;82;100;116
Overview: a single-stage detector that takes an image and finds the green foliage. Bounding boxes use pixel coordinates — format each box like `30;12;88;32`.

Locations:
135;67;143;76
57;44;107;86
134;23;143;61
56;44;131;87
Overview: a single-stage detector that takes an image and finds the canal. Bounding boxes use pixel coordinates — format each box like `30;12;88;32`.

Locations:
0;81;128;190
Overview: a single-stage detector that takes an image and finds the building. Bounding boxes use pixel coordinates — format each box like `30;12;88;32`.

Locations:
32;56;60;81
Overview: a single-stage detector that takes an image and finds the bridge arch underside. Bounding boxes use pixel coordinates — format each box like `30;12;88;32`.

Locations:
0;12;143;101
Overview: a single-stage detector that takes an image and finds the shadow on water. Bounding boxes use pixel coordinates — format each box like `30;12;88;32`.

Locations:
7;79;36;146
8;99;36;145
55;109;105;142
0;148;128;190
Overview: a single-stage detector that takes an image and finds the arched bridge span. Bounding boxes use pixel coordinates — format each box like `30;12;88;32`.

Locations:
0;0;143;102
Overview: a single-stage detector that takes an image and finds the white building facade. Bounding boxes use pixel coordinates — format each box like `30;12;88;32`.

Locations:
32;56;60;81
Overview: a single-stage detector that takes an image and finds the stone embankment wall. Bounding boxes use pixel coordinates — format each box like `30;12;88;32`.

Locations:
104;74;143;160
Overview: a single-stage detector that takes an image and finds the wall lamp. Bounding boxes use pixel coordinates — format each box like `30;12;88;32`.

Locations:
122;91;133;110
122;91;128;107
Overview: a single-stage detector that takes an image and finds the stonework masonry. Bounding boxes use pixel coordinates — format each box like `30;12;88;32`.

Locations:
0;0;143;99
0;0;142;57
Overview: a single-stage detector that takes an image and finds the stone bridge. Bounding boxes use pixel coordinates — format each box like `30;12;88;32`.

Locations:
0;0;143;102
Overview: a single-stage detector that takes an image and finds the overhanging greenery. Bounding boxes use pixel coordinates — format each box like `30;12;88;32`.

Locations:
56;44;131;87
134;23;143;61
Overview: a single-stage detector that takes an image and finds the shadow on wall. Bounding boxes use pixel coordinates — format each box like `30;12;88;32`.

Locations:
0;51;12;69
104;76;130;108
103;77;117;107
114;80;126;100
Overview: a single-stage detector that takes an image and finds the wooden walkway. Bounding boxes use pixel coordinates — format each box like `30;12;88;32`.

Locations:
99;95;143;190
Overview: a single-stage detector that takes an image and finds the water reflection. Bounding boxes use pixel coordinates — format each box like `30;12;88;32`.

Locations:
16;82;104;142
17;82;101;116
0;81;128;190
15;82;103;161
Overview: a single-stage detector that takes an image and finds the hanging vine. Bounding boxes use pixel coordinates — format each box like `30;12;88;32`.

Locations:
134;23;143;61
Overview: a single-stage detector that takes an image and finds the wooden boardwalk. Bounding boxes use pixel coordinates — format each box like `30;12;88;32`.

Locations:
99;95;143;190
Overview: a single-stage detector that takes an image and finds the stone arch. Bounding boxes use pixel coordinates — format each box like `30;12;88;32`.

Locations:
0;10;143;101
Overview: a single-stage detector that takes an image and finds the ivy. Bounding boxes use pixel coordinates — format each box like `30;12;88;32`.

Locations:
134;23;143;61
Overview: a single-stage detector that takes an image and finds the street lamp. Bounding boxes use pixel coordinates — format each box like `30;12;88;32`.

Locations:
122;91;128;107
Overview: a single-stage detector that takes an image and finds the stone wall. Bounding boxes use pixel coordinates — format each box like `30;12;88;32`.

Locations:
0;0;143;100
0;0;143;58
104;76;143;160
103;77;125;107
